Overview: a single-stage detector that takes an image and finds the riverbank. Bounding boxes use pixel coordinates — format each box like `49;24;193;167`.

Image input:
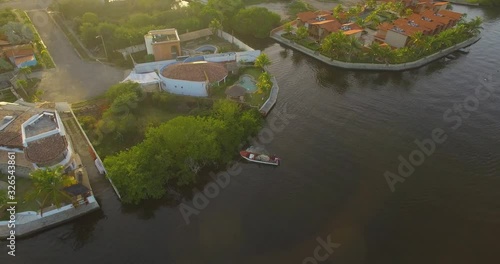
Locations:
449;0;480;6
271;29;481;71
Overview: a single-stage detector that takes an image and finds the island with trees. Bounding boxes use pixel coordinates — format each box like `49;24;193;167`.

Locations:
271;0;483;70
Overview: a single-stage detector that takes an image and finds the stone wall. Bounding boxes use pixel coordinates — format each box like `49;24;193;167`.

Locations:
217;30;254;51
0;196;100;239
271;31;481;71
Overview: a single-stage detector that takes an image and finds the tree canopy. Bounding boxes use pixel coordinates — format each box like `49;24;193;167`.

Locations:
231;7;281;38
26;166;76;215
1;22;34;44
104;100;261;204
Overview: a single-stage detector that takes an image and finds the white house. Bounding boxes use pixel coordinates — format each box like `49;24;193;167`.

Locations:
0;102;76;176
159;61;228;97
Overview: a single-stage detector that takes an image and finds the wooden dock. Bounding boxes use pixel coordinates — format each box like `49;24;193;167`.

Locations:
259;76;279;116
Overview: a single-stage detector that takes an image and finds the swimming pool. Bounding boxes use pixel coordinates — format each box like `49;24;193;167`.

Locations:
239;75;257;93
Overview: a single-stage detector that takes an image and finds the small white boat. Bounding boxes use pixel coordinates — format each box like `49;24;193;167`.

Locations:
446;54;457;60
458;48;470;54
240;150;280;166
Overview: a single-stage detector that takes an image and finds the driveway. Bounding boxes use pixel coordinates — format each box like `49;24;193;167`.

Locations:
27;10;127;103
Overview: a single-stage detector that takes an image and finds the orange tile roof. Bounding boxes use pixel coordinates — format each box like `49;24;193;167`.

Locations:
25;134;68;164
378;22;393;31
3;47;34;58
162;62;228;83
421;9;452;24
433;2;449;6
319;20;342;32
297;10;332;22
408;14;442;30
14;55;35;66
437;9;463;20
344;29;363;35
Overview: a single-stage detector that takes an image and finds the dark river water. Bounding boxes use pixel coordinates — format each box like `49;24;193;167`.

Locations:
3;5;500;264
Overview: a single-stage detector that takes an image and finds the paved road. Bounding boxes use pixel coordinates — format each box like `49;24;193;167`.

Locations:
27;10;126;102
0;0;51;10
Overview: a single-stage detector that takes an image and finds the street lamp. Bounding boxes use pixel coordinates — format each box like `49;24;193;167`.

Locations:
96;35;108;60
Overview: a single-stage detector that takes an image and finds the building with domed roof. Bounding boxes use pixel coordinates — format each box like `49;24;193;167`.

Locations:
159;61;228;97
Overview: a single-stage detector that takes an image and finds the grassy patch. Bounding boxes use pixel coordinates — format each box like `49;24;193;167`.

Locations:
246;92;268;108
241;66;263;79
0;175;39;220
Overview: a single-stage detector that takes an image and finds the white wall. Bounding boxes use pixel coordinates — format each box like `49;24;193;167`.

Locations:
236;50;261;63
385;31;408;48
217;30;254;51
204;53;236;62
145;35;153;55
161;77;208;97
134;60;178;74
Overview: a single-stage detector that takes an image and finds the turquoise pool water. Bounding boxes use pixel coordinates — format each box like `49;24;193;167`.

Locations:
239;75;257;93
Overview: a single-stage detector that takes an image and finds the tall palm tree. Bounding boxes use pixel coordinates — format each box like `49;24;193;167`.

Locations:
256;72;272;94
26;166;76;216
346;36;362;62
466;16;483;36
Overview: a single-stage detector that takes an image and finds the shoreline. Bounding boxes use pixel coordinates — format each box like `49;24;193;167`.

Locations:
449;1;480;6
270;29;481;71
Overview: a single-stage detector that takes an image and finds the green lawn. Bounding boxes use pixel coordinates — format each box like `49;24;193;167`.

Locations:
241;66;263;79
246;92;268;108
0;175;39;220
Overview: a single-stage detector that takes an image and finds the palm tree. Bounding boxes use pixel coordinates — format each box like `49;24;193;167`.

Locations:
254;53;271;69
209;18;223;38
295;26;308;41
26;166;76;217
256;72;272;94
346;36;362;62
369;42;395;64
466;16;483;36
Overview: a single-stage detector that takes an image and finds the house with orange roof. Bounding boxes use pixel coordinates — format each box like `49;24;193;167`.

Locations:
414;0;448;13
408;13;445;34
421;9;455;29
297;11;364;41
296;11;333;28
377;18;433;48
1;44;37;68
437;9;463;26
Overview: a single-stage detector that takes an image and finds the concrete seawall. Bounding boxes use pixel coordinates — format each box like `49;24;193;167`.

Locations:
0;196;99;239
259;76;279;116
271;32;481;71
